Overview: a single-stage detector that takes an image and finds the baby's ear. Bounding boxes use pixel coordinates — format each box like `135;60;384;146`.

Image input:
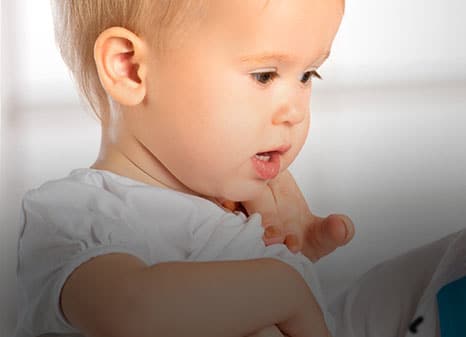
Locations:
94;27;148;106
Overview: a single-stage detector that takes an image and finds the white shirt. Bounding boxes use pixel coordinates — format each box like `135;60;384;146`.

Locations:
15;168;334;337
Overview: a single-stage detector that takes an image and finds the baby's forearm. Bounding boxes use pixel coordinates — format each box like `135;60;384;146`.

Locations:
130;258;310;337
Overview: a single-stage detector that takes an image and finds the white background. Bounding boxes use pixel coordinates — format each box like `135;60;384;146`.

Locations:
1;0;466;335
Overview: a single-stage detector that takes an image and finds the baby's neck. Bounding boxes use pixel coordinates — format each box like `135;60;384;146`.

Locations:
91;143;238;214
91;145;179;191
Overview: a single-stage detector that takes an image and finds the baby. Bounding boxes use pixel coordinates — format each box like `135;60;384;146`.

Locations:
15;1;352;336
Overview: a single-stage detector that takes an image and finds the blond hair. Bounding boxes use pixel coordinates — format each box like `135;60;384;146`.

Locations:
51;0;206;119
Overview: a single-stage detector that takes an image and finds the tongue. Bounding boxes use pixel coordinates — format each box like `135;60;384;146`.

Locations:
252;151;280;180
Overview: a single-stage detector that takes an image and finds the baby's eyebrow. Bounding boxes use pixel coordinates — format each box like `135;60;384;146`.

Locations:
238;50;330;67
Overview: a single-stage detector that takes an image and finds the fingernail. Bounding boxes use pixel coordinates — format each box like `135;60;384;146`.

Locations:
340;219;350;241
285;235;299;252
264;226;281;238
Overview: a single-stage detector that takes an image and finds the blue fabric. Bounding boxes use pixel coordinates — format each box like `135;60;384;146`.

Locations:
437;275;466;337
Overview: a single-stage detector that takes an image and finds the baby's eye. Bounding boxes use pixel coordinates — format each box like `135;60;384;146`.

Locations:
251;71;278;85
301;70;322;85
251;70;322;86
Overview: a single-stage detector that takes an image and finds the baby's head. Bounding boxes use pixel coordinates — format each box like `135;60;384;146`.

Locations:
52;0;344;203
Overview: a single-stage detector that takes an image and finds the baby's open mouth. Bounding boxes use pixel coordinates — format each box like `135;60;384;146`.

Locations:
254;151;274;162
251;151;281;180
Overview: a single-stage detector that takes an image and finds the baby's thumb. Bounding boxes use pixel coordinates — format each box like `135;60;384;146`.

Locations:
305;214;355;261
323;214;355;246
311;214;354;252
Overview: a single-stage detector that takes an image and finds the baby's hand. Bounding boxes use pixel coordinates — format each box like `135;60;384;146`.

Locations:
241;170;355;262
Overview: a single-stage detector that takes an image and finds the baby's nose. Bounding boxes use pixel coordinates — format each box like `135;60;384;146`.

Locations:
272;103;307;126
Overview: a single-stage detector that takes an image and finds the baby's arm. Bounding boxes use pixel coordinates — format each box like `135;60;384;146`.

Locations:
247;324;288;337
61;253;330;337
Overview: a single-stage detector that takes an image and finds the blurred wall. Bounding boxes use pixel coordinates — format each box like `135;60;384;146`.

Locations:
1;0;466;335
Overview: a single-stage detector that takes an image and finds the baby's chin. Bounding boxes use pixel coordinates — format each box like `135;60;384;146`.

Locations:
184;172;271;203
214;179;270;203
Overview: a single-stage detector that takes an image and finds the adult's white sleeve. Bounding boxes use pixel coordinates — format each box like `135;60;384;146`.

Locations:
328;233;455;337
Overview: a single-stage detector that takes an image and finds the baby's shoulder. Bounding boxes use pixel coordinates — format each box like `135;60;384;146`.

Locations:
22;169;123;217
20;168;204;229
24;170;107;204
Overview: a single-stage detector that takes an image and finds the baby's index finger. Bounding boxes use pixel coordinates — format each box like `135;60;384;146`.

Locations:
262;225;287;246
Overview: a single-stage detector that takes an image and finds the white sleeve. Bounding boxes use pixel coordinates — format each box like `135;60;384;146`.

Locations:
15;184;151;336
190;212;335;335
